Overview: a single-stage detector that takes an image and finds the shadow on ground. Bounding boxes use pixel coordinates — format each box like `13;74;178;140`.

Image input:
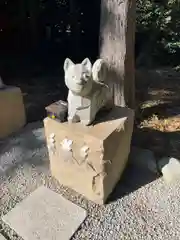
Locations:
132;127;180;158
136;68;180;118
108;68;180;203
135;68;180;156
108;160;159;203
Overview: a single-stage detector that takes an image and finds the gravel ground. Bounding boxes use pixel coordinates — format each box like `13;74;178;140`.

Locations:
0;122;180;240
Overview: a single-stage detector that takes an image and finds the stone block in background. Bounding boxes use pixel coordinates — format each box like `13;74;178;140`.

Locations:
44;106;134;204
0;87;26;139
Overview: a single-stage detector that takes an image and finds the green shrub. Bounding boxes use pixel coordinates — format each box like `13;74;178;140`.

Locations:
136;0;180;67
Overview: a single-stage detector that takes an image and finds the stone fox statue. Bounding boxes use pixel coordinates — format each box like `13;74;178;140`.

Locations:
64;58;113;125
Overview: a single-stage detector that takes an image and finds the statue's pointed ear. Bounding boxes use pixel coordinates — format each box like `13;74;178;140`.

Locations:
64;58;74;72
82;58;92;71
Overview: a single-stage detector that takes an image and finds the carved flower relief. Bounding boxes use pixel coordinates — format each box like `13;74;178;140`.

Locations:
60;138;73;151
55;138;92;166
59;138;74;163
47;133;56;155
80;145;89;158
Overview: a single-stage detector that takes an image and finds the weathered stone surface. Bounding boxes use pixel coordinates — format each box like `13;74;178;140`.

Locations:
0;86;26;139
0;234;6;240
44;106;134;204
64;58;113;125
158;157;180;183
129;147;158;173
2;186;87;240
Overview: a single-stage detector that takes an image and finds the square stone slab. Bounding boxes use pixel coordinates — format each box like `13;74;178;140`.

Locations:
0;234;6;240
2;186;87;240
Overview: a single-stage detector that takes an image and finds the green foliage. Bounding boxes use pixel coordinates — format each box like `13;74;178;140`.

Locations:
136;0;180;66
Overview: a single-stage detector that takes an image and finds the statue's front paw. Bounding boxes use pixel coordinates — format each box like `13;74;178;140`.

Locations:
68;115;80;123
81;119;93;126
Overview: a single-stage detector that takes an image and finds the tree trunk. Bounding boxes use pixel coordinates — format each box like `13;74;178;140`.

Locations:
99;0;136;109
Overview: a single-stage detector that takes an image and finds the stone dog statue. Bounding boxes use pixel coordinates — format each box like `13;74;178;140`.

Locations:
64;58;113;125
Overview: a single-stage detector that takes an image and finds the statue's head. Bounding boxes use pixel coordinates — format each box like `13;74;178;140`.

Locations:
64;58;93;96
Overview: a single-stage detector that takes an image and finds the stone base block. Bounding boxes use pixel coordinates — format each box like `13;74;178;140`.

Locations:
0;86;26;139
44;106;134;204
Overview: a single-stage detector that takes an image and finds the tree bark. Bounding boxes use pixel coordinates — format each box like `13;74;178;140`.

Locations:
99;0;136;109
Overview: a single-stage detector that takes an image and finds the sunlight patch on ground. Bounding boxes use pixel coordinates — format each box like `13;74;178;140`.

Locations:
140;115;180;132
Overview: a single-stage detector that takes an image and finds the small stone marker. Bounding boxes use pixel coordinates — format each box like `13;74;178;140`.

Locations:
45;100;68;122
0;234;6;240
158;157;180;183
2;186;87;240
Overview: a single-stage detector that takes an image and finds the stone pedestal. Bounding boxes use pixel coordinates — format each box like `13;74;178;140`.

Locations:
0;87;26;139
44;106;134;204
